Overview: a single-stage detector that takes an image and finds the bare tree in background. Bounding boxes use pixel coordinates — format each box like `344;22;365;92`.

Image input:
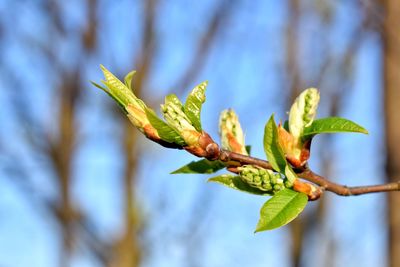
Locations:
282;1;370;266
0;1;397;267
0;0;236;267
382;0;400;266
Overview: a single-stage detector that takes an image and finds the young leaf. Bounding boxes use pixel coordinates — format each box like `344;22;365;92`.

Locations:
255;189;308;232
100;65;138;108
283;120;289;132
264;115;287;173
245;145;252;155
171;159;225;174
184;81;207;131
145;108;186;146
166;94;184;109
124;70;136;90
91;81;126;112
208;175;272;196
302;117;368;137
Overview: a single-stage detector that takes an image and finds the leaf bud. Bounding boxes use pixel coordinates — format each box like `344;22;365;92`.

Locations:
219;109;248;155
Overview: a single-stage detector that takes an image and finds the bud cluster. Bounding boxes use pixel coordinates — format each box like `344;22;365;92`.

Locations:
219;109;248;155
238;165;292;193
95;66;221;158
161;95;201;146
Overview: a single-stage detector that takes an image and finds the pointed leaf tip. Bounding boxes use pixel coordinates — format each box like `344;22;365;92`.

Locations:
98;65;137;108
255;189;308;232
208;174;272;196
171;159;225;174
302;117;369;137
124;70;136;90
184;81;207;131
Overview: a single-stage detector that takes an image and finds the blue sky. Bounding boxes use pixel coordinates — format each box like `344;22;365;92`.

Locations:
0;1;387;267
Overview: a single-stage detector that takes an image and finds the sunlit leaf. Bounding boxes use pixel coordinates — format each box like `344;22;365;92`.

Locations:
166;94;184;109
145;108;186;146
171;159;225;174
302;117;368;137
184;81;207;131
255;189;308;232
124;70;136;90
100;65;138;108
263;115;287;173
91;81;126;112
245;145;252;155
208;175;272;196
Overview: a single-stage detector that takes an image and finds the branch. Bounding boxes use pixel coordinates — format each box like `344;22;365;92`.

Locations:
218;149;400;196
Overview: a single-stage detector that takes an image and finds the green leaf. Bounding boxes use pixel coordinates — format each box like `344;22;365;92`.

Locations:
100;65;137;108
302;117;368;137
91;81;127;112
263;115;287;173
255;189;308;232
171;159;226;174
208;175;272;196
145;108;186;146
184;81;207;131
166;94;184;109
283;120;289;132
124;70;136;90
245;145;252;155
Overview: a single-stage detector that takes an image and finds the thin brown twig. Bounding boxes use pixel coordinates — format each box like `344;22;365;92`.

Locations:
218;149;400;196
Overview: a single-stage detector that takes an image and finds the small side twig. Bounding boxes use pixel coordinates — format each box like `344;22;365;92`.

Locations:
299;169;400;196
218;149;400;197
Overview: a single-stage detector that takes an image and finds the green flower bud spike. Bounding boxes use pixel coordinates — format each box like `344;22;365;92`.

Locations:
219;109;248;155
289;88;320;139
238;165;293;194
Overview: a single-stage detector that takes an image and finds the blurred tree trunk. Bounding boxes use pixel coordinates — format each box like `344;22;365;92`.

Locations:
285;1;307;266
382;0;400;266
109;0;157;265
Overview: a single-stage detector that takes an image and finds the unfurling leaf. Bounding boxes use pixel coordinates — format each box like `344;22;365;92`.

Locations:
171;159;225;174
161;94;201;146
302;117;368;137
145;108;186;145
96;66;180;145
184;81;207;131
100;65;141;108
245;145;252;155
255;189;308;232
208;175;272;196
91;81;126;111
124;70;136;90
263;115;287;173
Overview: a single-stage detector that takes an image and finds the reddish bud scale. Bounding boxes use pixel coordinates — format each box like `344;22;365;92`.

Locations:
226;132;245;154
184;131;220;160
277;125;311;168
293;180;322;200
